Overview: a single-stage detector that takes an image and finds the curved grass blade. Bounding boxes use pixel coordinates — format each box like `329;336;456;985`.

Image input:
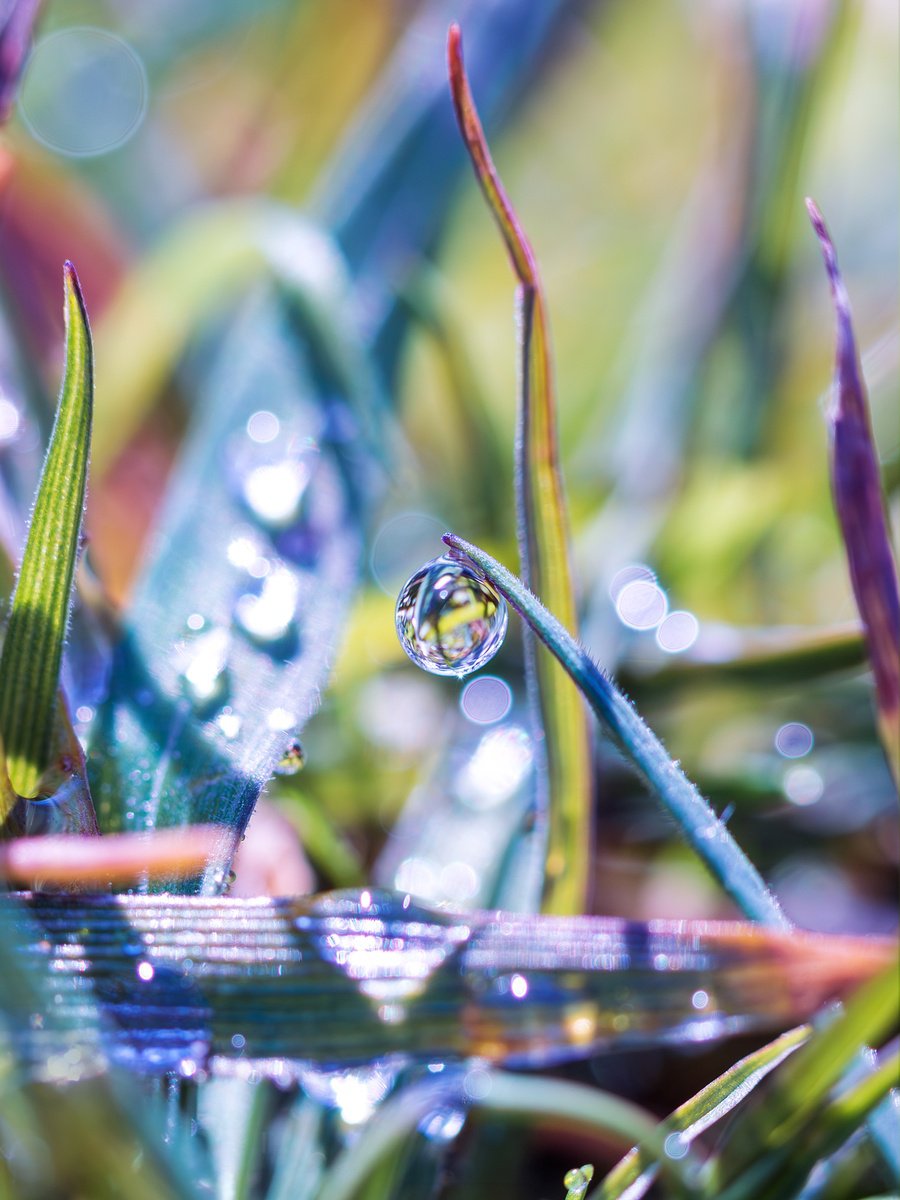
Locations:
594;1025;810;1200
6;890;891;1074
712;963;900;1196
807;200;900;787
0;264;96;828
448;25;592;915
443;532;788;927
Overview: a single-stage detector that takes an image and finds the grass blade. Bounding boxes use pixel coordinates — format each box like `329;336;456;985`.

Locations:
594;1026;810;1200
0;263;94;804
448;24;593;915
443;531;788;926
807;200;900;786
713;963;900;1192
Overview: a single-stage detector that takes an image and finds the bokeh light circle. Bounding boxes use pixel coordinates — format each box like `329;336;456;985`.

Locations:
19;28;147;158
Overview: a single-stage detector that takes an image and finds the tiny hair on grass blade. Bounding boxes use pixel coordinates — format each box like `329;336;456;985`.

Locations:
442;531;788;927
0;263;97;831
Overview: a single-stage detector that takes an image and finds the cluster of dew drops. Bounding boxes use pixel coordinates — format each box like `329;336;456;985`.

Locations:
395;554;508;678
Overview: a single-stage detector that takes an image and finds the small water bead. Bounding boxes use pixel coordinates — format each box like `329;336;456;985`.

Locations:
178;627;231;712
395;556;507;678
563;1165;594;1199
275;739;306;775
233;565;300;649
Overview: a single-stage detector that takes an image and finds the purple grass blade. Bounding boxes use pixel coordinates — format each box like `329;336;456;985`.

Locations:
0;0;40;123
807;199;900;786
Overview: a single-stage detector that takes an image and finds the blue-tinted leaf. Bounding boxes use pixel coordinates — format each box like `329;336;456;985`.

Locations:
0;0;39;122
88;220;378;892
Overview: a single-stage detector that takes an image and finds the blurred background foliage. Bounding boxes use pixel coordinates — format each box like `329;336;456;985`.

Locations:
0;0;897;1190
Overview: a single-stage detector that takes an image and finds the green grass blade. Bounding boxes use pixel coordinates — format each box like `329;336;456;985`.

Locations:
0;263;92;802
713;963;900;1191
594;1025;810;1200
448;25;593;915
443;532;788;926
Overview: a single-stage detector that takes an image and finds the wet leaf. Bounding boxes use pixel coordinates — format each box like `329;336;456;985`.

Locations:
0;264;97;836
448;25;592;915
89;251;377;890
6;890;891;1074
443;532;788;926
807;200;900;786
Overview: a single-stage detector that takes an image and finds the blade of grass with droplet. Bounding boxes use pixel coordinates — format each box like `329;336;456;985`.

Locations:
89;264;377;891
807;200;900;787
0;265;97;836
443;532;788;926
447;25;593;916
594;1025;810;1200
711;963;899;1195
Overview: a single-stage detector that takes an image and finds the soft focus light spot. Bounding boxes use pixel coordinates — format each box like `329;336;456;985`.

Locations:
0;395;21;443
439;861;479;902
185;612;205;632
267;707;295;732
234;565;299;645
19;28;147;157
246;410;280;444
656;610;700;653
784;765;824;806
616;579;668;630
231;1033;246;1050
370;511;445;595
215;709;242;740
394;857;439;899
510;974;528;999
775;722;814;758
463;1067;492;1101
420;1108;465;1143
609;563;655;601
357;677;444;754
75;705;94;723
691;989;709;1010
460;676;512;724
243;460;310;529
664;1133;689;1160
455;726;533;810
136;961;154;982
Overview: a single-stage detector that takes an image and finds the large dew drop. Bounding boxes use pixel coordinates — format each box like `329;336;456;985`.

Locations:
395;555;507;678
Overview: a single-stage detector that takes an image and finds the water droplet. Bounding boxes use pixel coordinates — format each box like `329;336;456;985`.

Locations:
214;708;242;740
267;707;295;733
275;739;306;775
178;627;230;712
395;556;507;678
233;565;300;649
664;1132;690;1160
242;457;314;531
563;1165;594;1198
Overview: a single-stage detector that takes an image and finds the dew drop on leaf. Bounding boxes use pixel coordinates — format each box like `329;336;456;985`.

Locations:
395;555;507;678
275;739;306;775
